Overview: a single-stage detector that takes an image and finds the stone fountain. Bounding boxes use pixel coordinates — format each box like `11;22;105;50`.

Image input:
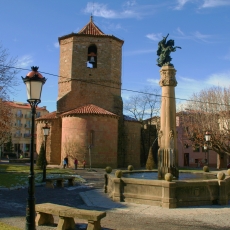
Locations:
105;34;230;208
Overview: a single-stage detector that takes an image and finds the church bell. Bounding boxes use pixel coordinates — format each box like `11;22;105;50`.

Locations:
89;56;95;63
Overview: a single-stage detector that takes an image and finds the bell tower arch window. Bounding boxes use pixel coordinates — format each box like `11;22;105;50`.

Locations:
87;45;97;68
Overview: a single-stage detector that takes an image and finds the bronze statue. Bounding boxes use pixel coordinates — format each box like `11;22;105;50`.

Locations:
157;34;181;67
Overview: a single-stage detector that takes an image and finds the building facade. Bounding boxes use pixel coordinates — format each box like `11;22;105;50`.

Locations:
1;101;49;158
36;17;141;168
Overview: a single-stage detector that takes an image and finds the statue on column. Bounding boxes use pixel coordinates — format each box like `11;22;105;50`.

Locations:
157;34;181;67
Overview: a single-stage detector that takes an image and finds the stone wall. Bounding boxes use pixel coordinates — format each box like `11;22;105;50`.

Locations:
36;118;62;165
124;121;141;168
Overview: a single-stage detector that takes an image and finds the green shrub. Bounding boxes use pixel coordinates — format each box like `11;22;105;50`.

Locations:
36;142;46;169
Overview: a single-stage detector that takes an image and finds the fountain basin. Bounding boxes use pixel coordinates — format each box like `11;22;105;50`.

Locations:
105;170;230;208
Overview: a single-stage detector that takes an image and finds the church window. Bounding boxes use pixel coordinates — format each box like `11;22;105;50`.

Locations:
87;45;97;68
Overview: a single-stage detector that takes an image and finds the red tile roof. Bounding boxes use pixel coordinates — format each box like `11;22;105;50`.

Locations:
61;104;118;118
78;16;105;35
36;111;58;120
5;101;47;111
58;17;124;45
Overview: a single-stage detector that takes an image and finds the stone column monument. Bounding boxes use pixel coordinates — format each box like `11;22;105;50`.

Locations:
156;34;181;179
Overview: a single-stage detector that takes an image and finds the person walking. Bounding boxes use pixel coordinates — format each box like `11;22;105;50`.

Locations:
64;156;68;167
63;158;67;169
74;158;78;170
83;160;86;169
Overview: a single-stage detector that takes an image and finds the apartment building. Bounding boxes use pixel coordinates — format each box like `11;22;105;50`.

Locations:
1;101;49;158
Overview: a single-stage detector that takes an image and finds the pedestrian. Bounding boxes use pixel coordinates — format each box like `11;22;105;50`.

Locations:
64;156;68;167
74;158;78;170
63;158;67;169
83;160;86;169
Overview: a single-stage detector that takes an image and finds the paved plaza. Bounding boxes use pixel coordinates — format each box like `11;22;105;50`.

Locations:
0;165;230;230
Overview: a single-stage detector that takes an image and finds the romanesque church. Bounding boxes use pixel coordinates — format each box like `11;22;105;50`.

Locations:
36;17;141;168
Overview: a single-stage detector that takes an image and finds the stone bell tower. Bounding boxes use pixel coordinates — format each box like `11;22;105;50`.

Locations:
158;65;179;179
57;16;124;116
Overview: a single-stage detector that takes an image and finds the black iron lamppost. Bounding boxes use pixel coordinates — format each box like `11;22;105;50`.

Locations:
42;122;50;182
22;66;46;230
204;131;211;166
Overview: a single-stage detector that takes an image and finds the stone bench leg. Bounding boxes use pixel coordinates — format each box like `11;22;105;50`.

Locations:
35;212;54;226
57;216;75;230
56;179;64;187
68;179;74;186
46;181;54;189
87;220;102;230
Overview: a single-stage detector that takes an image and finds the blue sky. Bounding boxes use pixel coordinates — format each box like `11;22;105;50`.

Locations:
0;0;230;113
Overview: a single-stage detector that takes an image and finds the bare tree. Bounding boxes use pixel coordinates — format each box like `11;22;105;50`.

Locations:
0;43;19;149
124;87;160;121
0;43;19;100
0;99;13;147
124;87;161;165
179;86;230;166
62;136;86;165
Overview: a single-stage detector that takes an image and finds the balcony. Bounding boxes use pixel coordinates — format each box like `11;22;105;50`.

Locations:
24;124;31;129
14;133;22;138
24;133;31;138
25;114;31;119
14;123;23;128
15;113;23;118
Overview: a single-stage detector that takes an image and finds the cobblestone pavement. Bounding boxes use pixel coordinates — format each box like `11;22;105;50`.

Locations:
0;167;230;230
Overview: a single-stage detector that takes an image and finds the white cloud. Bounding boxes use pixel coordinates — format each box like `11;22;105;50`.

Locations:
192;31;212;42
146;33;162;41
147;78;159;85
179;76;196;82
83;2;157;19
123;0;136;7
177;27;184;36
201;0;230;8
16;55;33;68
174;29;213;43
206;71;230;87
84;2;138;19
174;0;193;10
124;49;155;56
54;42;59;48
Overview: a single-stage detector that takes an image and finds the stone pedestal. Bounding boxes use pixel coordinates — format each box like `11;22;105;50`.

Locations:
158;65;179;179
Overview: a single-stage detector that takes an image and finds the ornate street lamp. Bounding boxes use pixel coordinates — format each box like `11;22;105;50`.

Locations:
42;122;50;182
22;66;46;230
204;131;211;166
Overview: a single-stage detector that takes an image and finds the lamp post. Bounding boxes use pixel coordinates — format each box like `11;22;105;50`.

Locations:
22;66;46;230
204;131;211;167
88;144;92;171
42;122;50;182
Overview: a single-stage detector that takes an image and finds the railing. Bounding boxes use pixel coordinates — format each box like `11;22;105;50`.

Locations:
24;133;31;138
14;133;22;138
14;123;23;127
25;114;31;119
15;113;23;118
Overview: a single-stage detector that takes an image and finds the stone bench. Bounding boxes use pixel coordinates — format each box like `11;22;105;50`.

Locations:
45;177;75;188
35;203;106;230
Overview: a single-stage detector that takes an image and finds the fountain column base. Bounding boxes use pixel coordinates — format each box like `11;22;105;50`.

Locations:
158;148;179;179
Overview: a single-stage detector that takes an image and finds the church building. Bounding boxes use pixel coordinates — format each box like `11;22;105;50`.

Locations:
36;17;141;168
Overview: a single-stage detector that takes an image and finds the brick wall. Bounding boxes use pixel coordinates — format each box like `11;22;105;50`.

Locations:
61;114;118;168
57;35;123;115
